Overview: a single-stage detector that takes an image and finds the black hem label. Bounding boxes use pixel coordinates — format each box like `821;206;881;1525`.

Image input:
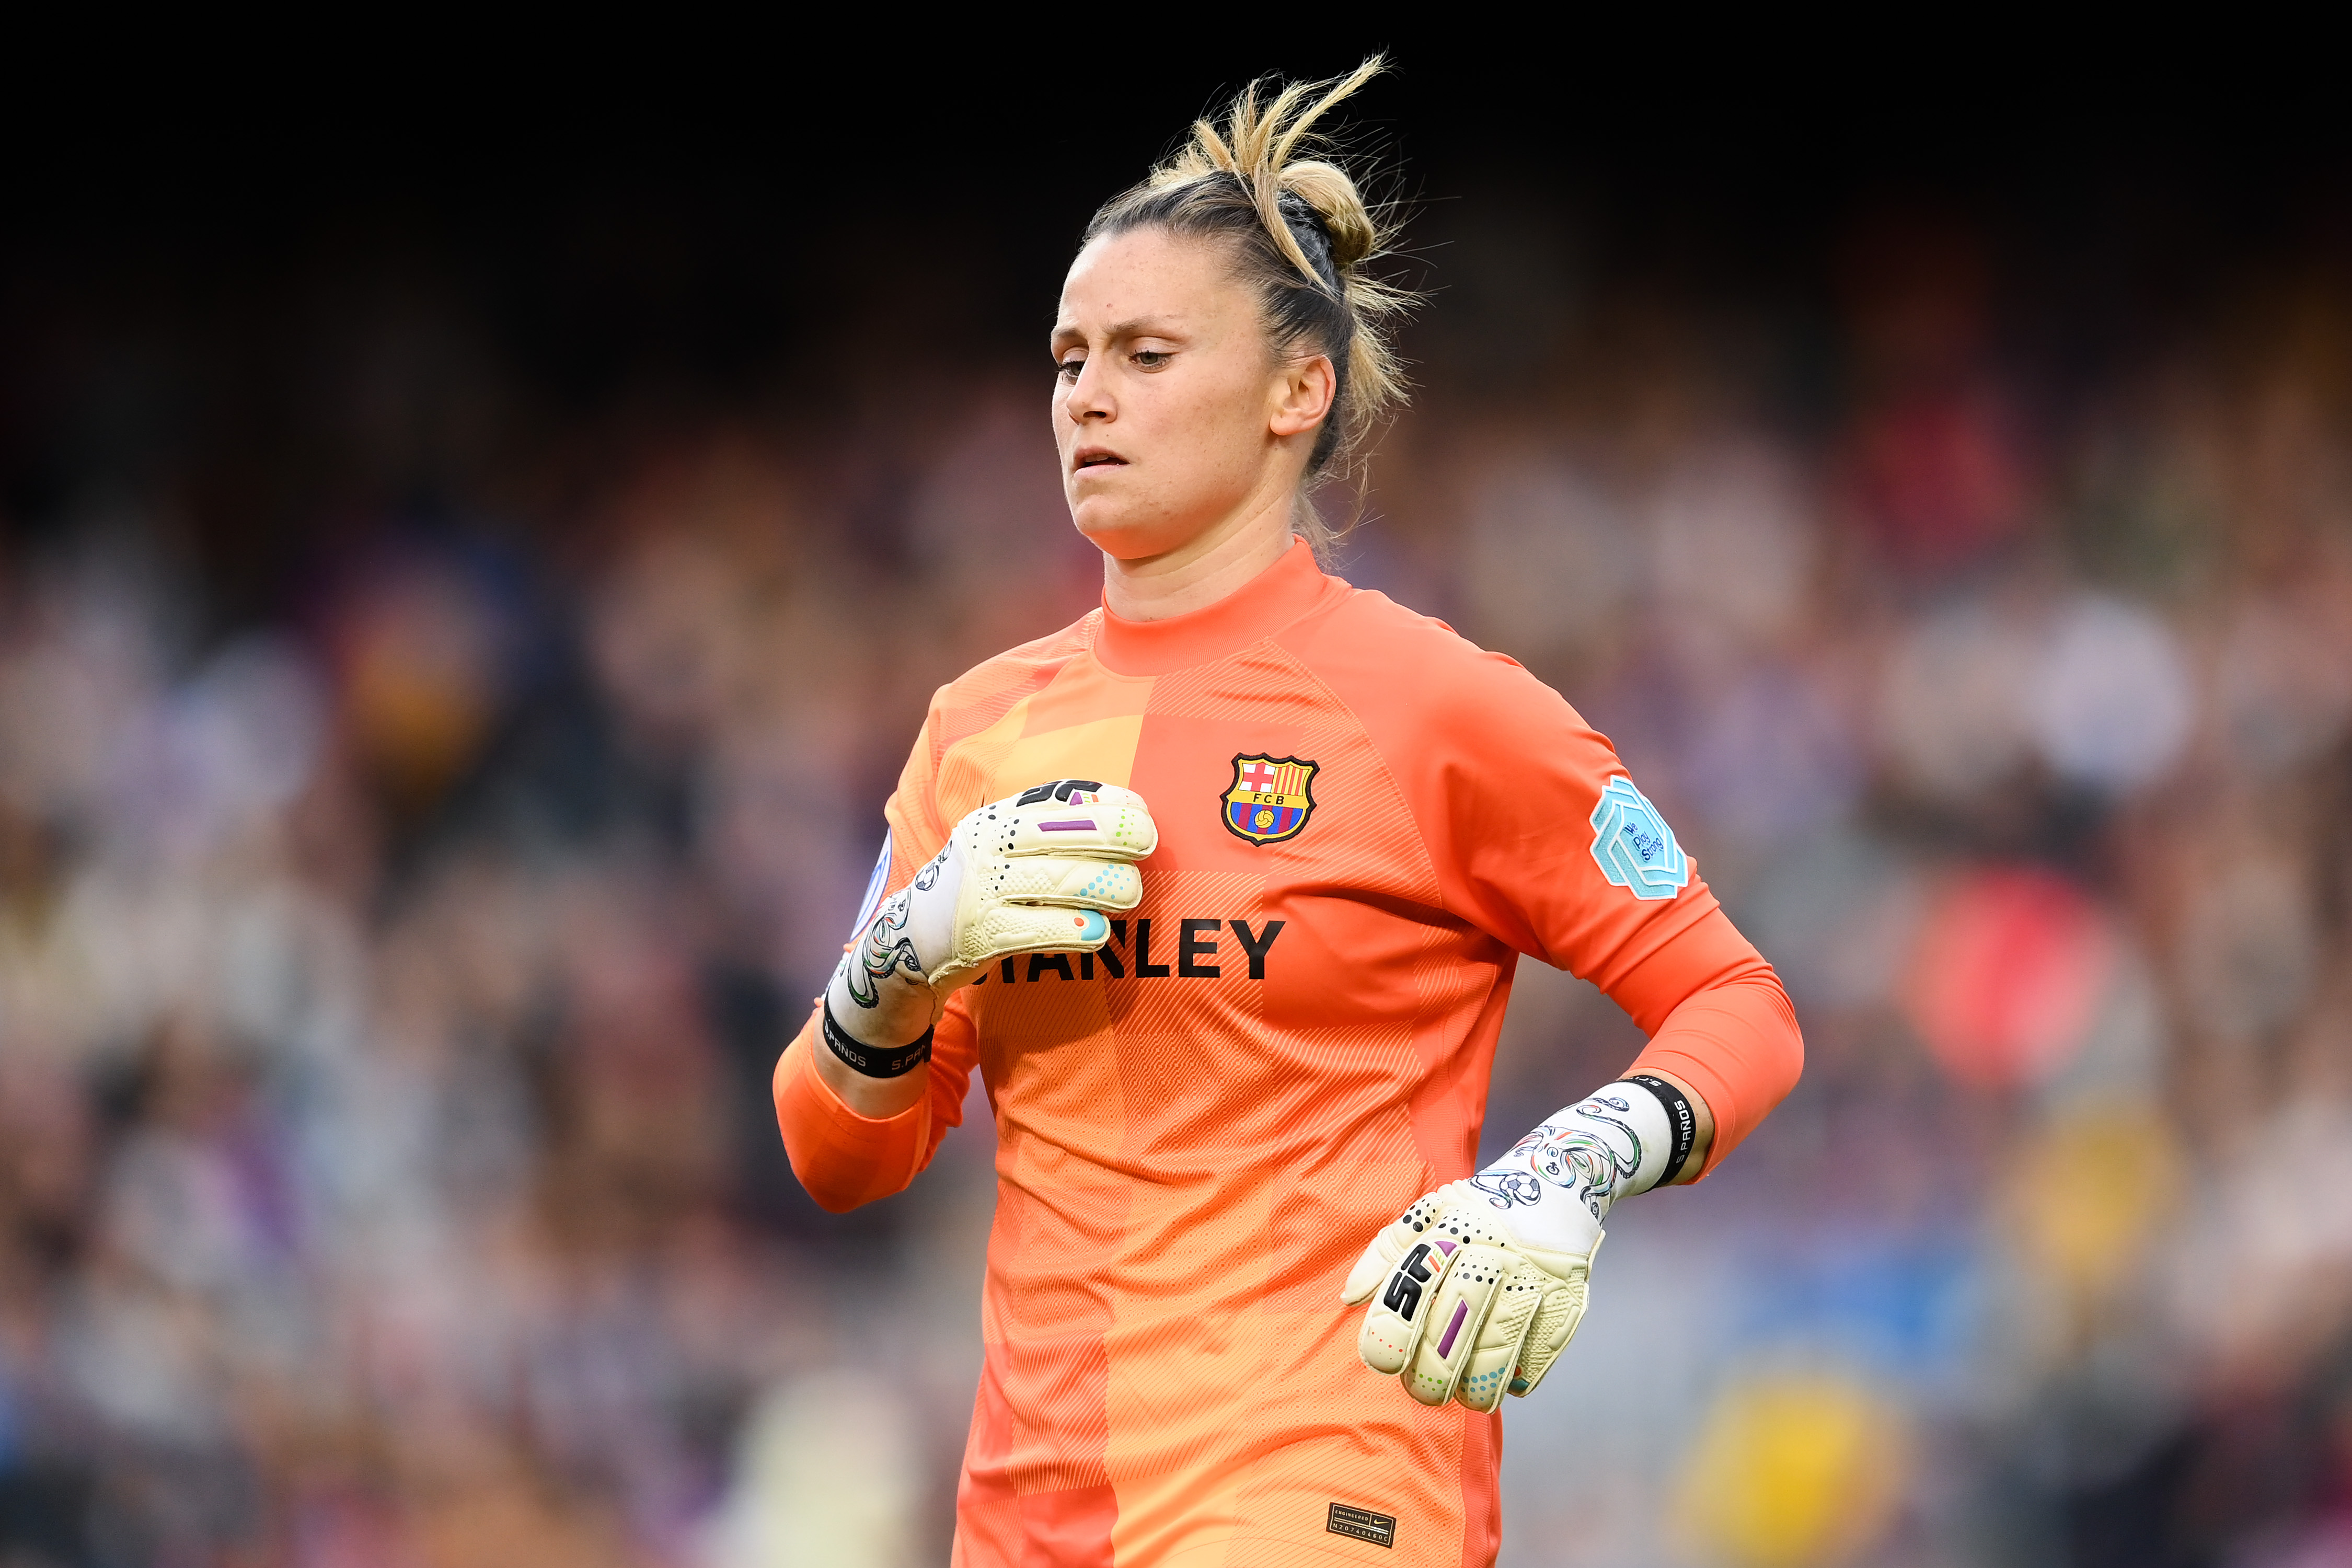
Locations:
1326;1502;1397;1548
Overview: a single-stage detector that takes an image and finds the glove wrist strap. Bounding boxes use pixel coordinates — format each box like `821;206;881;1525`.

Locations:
823;999;935;1079
1625;1074;1697;1187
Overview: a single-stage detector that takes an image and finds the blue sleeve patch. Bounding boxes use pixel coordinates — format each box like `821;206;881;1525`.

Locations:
847;827;894;940
1588;777;1690;901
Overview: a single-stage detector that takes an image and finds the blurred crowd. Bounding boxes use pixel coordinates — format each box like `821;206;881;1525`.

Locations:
3;201;2351;1568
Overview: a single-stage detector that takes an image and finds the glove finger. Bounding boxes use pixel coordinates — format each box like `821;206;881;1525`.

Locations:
1002;783;1158;861
1453;1258;1548;1412
1402;1242;1509;1408
1356;1226;1468;1377
993;856;1145;912
1508;1236;1598;1398
962;905;1113;966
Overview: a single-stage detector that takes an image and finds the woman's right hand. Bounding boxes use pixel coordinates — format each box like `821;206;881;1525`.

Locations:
822;780;1158;1064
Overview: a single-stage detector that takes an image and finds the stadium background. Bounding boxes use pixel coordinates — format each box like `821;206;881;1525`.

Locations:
3;45;2349;1567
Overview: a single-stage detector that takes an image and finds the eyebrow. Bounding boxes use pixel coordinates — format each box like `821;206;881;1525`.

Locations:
1105;316;1185;339
1050;315;1189;347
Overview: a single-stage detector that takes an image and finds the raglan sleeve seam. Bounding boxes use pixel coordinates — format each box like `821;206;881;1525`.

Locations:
1271;637;1467;933
1276;605;1588;959
898;684;956;862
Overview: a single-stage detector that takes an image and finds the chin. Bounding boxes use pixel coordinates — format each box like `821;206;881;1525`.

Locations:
1069;503;1178;563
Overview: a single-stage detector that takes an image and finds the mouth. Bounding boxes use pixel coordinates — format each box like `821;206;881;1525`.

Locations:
1073;447;1127;474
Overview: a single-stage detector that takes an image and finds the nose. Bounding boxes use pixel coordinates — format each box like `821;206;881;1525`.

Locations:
1064;357;1112;423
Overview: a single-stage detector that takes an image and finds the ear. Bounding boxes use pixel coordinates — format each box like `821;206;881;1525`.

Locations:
1268;353;1337;439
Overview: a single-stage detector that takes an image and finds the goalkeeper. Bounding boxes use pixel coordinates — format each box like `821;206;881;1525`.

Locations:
776;58;1803;1568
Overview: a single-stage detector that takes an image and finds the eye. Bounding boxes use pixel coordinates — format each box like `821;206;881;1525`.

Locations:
1132;350;1173;370
1055;354;1085;381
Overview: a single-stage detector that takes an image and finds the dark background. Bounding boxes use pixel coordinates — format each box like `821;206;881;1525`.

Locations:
11;45;2347;622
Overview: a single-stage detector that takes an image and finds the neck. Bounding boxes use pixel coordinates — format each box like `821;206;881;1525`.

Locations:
1100;488;1299;623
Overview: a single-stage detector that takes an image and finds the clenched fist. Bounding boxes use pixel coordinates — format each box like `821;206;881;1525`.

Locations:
1340;1181;1596;1412
825;780;1157;1070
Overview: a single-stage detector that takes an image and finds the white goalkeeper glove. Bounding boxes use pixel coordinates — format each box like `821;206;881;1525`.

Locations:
1341;1075;1696;1411
821;779;1157;1076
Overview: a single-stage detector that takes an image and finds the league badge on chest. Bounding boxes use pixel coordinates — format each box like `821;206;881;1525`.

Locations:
1223;754;1319;845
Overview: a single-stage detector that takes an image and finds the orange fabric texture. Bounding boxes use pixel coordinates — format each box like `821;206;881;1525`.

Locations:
773;540;1803;1566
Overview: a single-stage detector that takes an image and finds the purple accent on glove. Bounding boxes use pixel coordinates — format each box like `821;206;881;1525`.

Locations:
1436;1300;1470;1357
1039;820;1097;832
1435;1239;1458;1256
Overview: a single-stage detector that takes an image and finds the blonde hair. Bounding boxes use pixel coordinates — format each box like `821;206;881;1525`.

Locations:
1084;57;1414;559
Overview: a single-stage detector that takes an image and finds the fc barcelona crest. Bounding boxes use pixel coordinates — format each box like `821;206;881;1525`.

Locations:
1222;754;1319;845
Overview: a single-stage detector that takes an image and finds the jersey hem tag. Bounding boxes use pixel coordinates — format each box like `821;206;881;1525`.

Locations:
1326;1502;1397;1548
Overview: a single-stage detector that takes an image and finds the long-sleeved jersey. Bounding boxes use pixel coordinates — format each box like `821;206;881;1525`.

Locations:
775;540;1803;1567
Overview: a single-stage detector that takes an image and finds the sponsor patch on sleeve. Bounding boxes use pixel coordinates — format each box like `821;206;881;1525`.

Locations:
1588;776;1690;901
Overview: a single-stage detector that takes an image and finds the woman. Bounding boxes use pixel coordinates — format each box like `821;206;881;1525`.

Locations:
776;60;1803;1566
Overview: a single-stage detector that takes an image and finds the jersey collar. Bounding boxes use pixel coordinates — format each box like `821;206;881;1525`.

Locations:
1091;536;1341;676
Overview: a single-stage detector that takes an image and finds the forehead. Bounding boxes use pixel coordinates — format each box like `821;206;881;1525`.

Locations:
1056;227;1244;329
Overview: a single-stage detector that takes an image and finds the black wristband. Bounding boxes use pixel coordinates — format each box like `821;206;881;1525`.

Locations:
1625;1073;1698;1188
822;999;935;1079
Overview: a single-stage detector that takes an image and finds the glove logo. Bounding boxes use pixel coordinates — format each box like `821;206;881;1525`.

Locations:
1221;754;1319;845
1381;1242;1436;1320
1588;775;1690;901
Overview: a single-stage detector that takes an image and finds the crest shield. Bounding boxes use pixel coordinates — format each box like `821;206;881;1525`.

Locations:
1221;754;1319;845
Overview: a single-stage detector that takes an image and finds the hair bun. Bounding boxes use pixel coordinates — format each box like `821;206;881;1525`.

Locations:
1275;190;1342;294
1278;163;1378;272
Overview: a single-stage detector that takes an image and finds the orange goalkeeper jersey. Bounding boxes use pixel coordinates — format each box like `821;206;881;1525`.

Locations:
775;539;1803;1567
